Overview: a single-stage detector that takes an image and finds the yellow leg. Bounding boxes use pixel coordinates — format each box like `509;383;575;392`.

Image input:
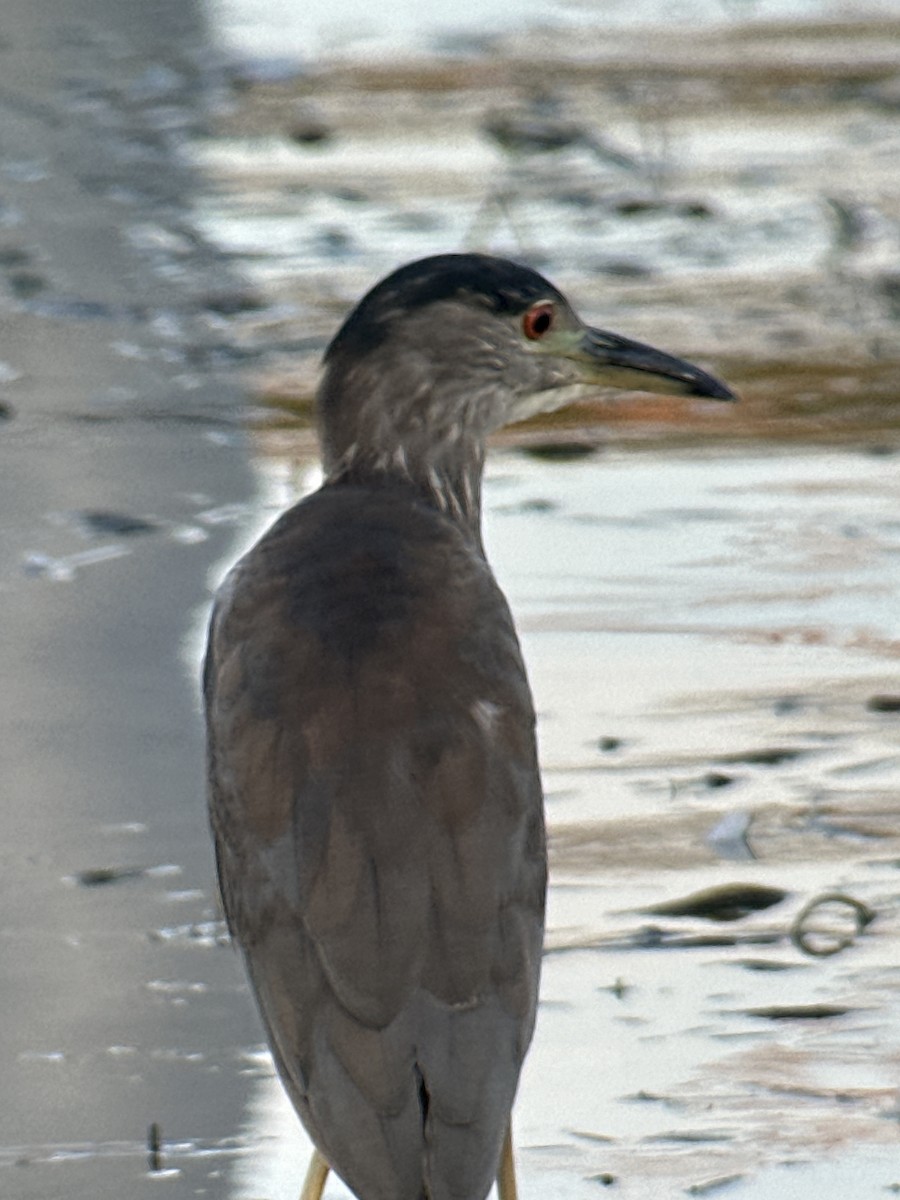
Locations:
299;1148;330;1200
497;1125;518;1200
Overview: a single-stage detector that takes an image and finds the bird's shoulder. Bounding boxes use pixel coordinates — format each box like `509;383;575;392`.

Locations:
207;479;526;704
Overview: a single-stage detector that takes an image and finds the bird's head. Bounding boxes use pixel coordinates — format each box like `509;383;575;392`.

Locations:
318;254;735;502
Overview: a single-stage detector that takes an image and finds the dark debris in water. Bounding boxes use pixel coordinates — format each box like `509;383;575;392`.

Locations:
597;736;623;752
790;891;875;957
147;1121;163;1173
716;746;805;766
543;925;784;954
642;883;788;923
518;498;557;513
600;977;630;1000
735;957;807;972
520;440;600;461
866;694;900;713
685;1173;746;1197
744;1003;854;1021
8;270;46;298
286;105;334;147
77;510;161;537
76;866;144;887
620;926;781;951
610;195;715;220
644;1129;736;1144
570;1128;618;1145
703;770;735;789
624;1090;671;1104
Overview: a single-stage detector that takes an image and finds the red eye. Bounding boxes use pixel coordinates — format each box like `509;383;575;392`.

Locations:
523;302;555;340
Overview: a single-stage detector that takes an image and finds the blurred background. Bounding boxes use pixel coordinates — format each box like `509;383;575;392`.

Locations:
199;0;900;444
1;1;898;1197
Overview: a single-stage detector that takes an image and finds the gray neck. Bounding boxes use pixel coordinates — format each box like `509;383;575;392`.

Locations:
318;367;489;543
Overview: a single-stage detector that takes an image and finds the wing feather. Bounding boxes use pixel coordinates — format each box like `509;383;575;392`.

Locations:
205;483;546;1200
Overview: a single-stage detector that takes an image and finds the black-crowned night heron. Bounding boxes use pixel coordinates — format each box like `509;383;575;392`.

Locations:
203;253;735;1200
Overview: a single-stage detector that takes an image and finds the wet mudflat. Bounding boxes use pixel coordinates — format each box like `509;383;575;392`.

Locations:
1;1;899;1198
0;2;261;1197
